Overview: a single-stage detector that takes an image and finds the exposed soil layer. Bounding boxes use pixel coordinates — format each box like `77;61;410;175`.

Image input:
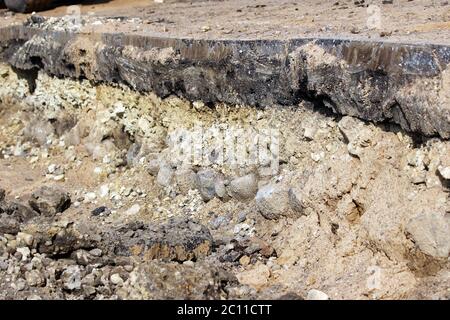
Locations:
0;1;449;300
0;64;449;300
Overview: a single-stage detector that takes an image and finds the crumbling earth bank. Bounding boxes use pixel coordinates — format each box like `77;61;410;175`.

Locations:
0;61;449;300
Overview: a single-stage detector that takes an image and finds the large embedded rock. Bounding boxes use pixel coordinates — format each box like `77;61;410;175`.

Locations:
0;216;20;235
110;218;213;262
406;212;450;258
236;263;270;290
29;186;71;216
174;168;199;193
156;163;174;187
255;183;291;220
0;202;37;235
196;169;218;201
228;174;258;201
21;220;100;256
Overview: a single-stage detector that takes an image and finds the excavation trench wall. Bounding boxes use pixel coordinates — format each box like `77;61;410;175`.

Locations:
1;24;450;299
0;24;450;138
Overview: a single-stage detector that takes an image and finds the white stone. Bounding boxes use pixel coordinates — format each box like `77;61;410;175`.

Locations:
126;204;141;215
102;155;111;164
89;248;102;257
307;289;329;300
438;165;450;180
47;164;57;174
16;247;31;261
53;174;65;181
255;184;290;220
110;273;124;286
99;185;110;198
61;266;82;290
94;167;103;174
16;232;34;247
303;123;318;140
85;192;97;201
113;102;126;117
311;151;325;162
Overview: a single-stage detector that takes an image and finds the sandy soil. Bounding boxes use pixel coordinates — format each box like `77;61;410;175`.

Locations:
0;64;449;300
0;0;449;301
1;0;450;44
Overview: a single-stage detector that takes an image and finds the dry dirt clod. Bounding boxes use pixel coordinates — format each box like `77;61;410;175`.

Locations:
196;169;218;201
236;263;271;290
337;116;373;158
25;269;46;287
175;168;198;193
